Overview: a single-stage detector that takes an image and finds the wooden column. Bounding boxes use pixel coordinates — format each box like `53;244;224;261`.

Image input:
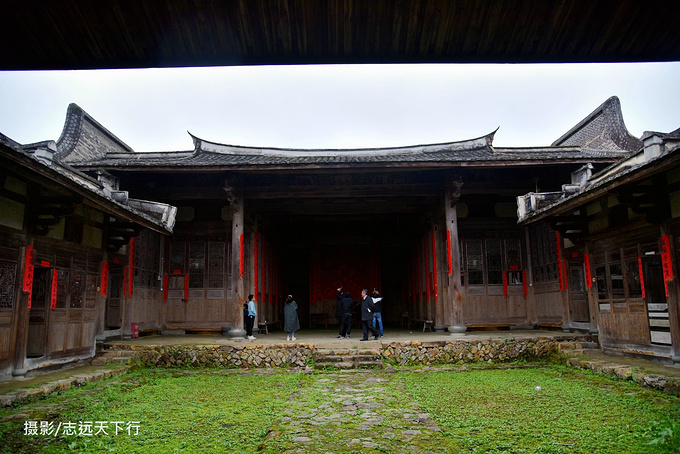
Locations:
226;180;246;339
662;224;680;364
444;177;466;335
12;241;33;376
432;225;446;331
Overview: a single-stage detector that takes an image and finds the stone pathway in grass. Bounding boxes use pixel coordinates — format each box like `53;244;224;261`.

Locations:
259;370;459;453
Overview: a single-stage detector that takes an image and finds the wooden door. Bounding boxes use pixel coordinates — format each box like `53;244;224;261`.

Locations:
568;263;590;322
27;267;51;357
105;264;122;329
642;258;671;345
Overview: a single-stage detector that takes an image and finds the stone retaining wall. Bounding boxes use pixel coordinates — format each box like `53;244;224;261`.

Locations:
105;337;560;369
113;343;316;368
382;338;560;366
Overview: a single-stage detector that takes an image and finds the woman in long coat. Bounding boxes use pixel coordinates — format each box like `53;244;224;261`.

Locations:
283;294;300;341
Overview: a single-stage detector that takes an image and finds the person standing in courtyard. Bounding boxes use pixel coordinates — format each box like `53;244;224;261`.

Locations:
360;288;379;341
371;289;384;338
338;290;354;339
336;286;344;338
284;294;300;341
246;294;257;340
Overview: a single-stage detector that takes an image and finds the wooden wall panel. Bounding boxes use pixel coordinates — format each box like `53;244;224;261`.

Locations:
0;311;12;361
47;314;66;353
599;310;649;344
463;292;529;326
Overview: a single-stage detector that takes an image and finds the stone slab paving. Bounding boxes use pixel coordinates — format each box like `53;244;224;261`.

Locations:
259;370;458;453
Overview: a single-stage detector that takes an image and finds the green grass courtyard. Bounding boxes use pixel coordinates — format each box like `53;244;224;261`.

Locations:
1;364;679;453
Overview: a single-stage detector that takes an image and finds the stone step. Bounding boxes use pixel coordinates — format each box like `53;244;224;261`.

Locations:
91;350;134;366
558;341;600;351
316;348;380;356
315;360;383;370
314;354;381;363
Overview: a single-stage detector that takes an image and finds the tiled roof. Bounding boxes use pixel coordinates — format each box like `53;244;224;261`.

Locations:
0;133;176;233
59;100;632;170
75;137;624;169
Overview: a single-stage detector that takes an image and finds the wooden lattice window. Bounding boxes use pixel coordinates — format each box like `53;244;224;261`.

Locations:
466;240;484;285
56;269;69;309
189;242;205;288
529;223;558;283
208;242;225;288
134;230;161;289
0;259;17;309
485;239;503;285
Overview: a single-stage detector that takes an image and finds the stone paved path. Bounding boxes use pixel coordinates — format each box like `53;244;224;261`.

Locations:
260;370;458;453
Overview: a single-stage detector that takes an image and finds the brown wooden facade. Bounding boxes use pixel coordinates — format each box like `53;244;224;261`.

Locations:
519;131;680;362
3;96;678;379
0;134;174;379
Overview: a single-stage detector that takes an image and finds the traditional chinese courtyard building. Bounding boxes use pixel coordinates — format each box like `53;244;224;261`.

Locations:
519;123;680;362
0;131;176;378
1;96;678;378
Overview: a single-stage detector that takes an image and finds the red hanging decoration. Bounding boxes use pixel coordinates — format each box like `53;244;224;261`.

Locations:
431;228;438;301
101;262;109;296
239;234;244;278
503;270;508;296
254;230;259;300
163;274;168;301
522;270;528;297
638;257;645;299
446;230;452;275
554;232;564;291
416;242;422;301
22;246;34;293
584;254;592;288
661;235;673;281
50;269;58;309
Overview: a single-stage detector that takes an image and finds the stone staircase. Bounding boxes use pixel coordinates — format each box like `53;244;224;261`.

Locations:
314;347;383;370
557;339;601;357
91;348;135;366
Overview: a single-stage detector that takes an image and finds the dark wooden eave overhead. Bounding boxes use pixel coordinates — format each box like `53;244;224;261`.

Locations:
3;0;680;71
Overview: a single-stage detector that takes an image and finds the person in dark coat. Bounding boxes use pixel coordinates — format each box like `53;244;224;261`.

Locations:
359;288;379;341
338;291;354;339
336;287;344;338
283;294;300;341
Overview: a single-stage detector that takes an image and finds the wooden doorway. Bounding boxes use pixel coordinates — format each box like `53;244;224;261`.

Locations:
568;262;590;323
641;257;671;345
105;264;122;330
27;266;52;358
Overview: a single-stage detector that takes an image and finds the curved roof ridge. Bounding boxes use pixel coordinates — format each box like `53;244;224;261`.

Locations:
189;130;496;157
551;96;642;152
56;103;136;163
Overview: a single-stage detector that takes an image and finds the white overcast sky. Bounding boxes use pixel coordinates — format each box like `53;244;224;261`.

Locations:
0;62;678;152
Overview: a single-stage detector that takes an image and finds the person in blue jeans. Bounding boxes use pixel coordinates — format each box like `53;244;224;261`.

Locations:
371;289;384;338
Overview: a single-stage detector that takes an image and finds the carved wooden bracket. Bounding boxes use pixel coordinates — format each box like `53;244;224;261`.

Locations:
445;177;464;206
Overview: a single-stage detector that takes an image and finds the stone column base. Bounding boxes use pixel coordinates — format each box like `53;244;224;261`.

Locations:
448;324;467;337
228;328;247;340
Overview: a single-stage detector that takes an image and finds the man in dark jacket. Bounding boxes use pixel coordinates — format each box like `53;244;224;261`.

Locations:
338;291;354;339
360;288;380;341
336;287;344;338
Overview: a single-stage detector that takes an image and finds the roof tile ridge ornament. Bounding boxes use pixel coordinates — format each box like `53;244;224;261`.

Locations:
56;103;137;163
188;130;497;157
550;96;642;152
